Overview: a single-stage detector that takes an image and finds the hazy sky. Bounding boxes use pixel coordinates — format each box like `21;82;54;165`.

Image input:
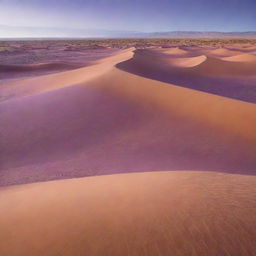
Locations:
0;0;255;32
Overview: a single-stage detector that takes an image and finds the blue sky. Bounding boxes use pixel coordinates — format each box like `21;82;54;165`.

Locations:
0;0;255;32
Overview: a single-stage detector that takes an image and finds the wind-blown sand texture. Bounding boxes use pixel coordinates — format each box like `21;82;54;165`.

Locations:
1;171;256;256
1;42;256;255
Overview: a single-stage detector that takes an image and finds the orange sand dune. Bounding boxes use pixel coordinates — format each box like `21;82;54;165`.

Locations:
159;47;188;55
166;55;207;67
221;53;256;62
0;47;120;83
151;47;189;57
133;49;206;67
1;44;256;256
191;56;256;77
0;171;256;256
205;48;243;57
93;67;256;141
0;48;135;101
239;45;256;51
1;47;256;185
122;49;256;77
117;49;256;103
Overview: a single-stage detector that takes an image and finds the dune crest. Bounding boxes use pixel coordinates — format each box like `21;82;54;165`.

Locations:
206;48;243;57
167;55;207;67
117;49;256;103
221;53;256;62
191;56;256;77
95;67;256;142
0;48;135;101
159;47;188;55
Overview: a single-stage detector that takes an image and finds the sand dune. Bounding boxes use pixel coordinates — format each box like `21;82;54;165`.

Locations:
0;62;85;73
191;56;256;76
0;171;256;256
159;47;188;55
0;46;119;83
118;49;256;103
1;47;256;186
94;67;256;140
0;48;134;101
167;55;207;67
206;48;243;57
221;53;256;62
134;49;206;67
0;62;89;83
121;49;256;77
237;45;256;51
1;43;256;256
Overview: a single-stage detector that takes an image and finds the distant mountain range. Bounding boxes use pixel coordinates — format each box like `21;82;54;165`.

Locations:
144;31;256;38
0;25;256;38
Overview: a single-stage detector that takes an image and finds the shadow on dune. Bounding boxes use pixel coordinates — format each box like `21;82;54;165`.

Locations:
1;48;256;186
117;49;256;104
1;83;256;186
0;62;89;81
0;62;86;72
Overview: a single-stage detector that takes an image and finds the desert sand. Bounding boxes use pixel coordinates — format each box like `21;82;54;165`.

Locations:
0;42;118;82
221;53;256;62
158;47;189;55
206;48;243;57
1;42;256;255
1;171;256;256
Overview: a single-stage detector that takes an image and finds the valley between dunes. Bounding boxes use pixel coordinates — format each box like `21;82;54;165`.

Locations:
1;45;256;255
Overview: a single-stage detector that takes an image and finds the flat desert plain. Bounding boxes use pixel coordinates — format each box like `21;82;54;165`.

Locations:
0;40;256;255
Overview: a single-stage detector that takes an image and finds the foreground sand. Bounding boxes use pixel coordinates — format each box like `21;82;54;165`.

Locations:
0;171;256;256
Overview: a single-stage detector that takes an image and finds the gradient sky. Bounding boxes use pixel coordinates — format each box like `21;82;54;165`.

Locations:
0;0;256;32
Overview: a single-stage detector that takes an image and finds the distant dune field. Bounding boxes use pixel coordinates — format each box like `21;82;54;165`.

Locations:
0;41;256;255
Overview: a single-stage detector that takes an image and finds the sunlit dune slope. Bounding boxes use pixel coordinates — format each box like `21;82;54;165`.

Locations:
205;48;243;57
0;171;256;256
94;67;256;141
0;47;120;83
157;47;188;55
1;47;256;186
0;48;134;101
133;49;207;67
167;55;207;67
221;53;256;62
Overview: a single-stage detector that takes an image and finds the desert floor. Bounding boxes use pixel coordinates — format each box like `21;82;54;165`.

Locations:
1;40;256;255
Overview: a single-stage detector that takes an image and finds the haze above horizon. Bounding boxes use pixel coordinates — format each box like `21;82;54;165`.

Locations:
0;0;255;37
